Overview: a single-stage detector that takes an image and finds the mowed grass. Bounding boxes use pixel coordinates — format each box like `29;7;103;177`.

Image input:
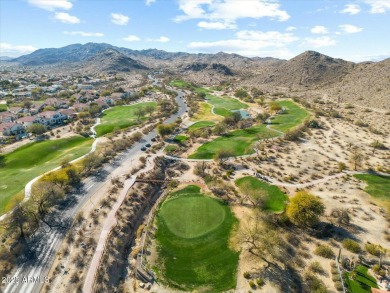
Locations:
188;121;216;131
354;174;390;201
206;94;248;117
269;100;310;132
190;102;223;122
0;136;92;215
155;185;239;291
189;124;279;159
189;100;310;159
170;79;194;89
173;135;189;144
94;102;156;136
344;265;378;293
235;176;288;212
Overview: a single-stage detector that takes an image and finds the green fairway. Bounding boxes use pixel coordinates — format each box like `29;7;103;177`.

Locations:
206;93;248;117
235;176;288;212
188;121;216;131
190;102;223;122
189;100;310;159
189;123;279;159
344;265;378;293
269;100;310;132
354;174;390;201
94;102;156;136
0;136;92;215
155;185;239;291
170;79;195;89
0;104;7;111
173;135;189;144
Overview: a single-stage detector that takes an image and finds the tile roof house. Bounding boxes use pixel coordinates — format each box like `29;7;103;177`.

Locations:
16;115;42;127
0;122;25;138
38;111;67;126
0;111;17;123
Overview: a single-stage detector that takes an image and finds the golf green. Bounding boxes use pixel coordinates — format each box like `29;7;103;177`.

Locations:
155;185;239;291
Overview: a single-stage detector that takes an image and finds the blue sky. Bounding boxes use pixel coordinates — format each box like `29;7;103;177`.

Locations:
0;0;389;61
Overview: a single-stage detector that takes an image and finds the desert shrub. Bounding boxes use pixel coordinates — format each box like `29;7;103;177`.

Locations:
314;244;335;259
365;243;383;257
342;239;361;253
243;271;251;279
249;281;256;289
334;281;344;291
309;261;325;274
256;278;265;287
304;272;328;293
372;264;386;276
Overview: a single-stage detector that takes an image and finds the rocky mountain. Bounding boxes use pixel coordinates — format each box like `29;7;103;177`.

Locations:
81;49;148;73
4;43;389;109
323;58;390;110
0;56;12;61
246;51;355;89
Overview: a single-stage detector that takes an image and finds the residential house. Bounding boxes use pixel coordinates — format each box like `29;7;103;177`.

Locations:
44;98;69;109
0;111;17;123
0;122;25;139
9;106;24;115
59;109;76;120
109;93;123;105
16;115;42;128
38;111;67;126
72;103;89;112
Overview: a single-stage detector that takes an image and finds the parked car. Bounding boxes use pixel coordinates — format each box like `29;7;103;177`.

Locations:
145;143;151;148
141;147;147;151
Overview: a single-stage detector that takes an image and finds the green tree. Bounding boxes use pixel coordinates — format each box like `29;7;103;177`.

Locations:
234;88;249;99
134;107;146;121
157;123;175;138
27;123;46;136
349;146;364;171
145;104;155;116
286;190;325;227
213;149;233;165
269;101;282;113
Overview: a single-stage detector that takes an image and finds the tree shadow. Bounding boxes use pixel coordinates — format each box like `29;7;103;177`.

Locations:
258;264;303;293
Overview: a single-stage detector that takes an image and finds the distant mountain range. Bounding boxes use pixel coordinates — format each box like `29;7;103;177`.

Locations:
2;43;389;109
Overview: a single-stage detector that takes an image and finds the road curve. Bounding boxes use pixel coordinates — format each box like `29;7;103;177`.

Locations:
2;76;187;293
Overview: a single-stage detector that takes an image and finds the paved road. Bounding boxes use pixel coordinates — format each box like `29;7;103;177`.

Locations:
2;77;187;293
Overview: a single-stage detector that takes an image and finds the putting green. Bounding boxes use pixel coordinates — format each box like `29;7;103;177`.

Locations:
155;185;239;291
160;196;226;238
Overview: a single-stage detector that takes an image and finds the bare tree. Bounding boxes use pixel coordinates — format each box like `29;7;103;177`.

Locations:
238;217;287;268
349;146;364;171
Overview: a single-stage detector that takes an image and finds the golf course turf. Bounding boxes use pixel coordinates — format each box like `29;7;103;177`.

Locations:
189;100;310;159
353;174;390;201
188;123;279;159
235;176;288;212
0;136;92;215
155;185;239;291
188;121;216;131
94;102;156;136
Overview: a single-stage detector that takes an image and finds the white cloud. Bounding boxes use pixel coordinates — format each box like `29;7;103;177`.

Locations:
64;31;104;37
310;25;328;34
110;13;129;26
146;0;156;6
54;12;80;24
174;0;290;30
0;43;37;55
123;35;140;42
364;0;390;13
301;36;336;48
147;36;170;43
340;4;361;15
188;30;298;58
339;24;363;33
27;0;72;11
286;26;296;31
198;21;237;30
